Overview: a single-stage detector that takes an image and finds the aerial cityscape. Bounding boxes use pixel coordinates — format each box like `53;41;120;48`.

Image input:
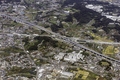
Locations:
0;0;120;80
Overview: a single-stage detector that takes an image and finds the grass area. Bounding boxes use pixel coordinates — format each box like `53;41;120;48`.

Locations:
103;46;119;55
85;31;120;55
98;60;111;71
101;62;110;66
89;32;112;42
73;70;89;80
69;68;99;80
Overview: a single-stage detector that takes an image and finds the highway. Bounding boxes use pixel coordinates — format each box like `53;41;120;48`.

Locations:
1;13;120;64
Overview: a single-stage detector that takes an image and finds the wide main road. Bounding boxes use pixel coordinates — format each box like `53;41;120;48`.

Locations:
1;14;120;64
78;39;120;45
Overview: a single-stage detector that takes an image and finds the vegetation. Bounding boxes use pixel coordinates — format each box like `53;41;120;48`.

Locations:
98;77;107;80
6;66;36;78
81;51;89;56
23;36;70;53
87;32;112;42
24;0;35;5
3;21;23;27
35;59;48;66
98;60;111;71
62;22;83;37
26;13;37;20
0;51;10;57
68;68;100;80
103;45;119;55
0;47;23;57
98;60;111;67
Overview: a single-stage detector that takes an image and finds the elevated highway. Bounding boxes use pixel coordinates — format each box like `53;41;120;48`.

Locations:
1;13;120;64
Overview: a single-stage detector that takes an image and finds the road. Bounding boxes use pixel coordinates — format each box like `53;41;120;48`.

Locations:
0;32;39;37
1;13;120;64
78;39;120;45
